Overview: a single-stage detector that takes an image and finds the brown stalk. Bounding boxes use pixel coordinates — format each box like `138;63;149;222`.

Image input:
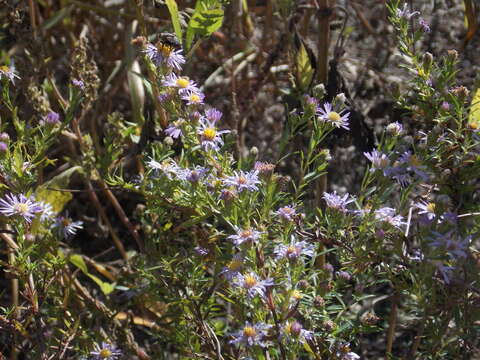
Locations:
386;293;399;355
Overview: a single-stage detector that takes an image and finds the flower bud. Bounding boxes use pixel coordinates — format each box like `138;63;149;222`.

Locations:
446;49;458;62
0;132;10;142
312;83;326;100
163;136;174;146
335;93;347;104
314;295;325;308
386;122;403;136
0;142;7;154
422;52;433;70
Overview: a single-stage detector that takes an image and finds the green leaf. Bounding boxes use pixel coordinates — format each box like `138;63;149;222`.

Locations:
296;43;314;91
69;254;88;274
468;84;480;129
165;0;183;44
188;8;224;37
36;166;81;213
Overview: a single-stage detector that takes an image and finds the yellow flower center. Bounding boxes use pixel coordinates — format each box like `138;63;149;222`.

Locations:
99;349;112;358
238;176;247;184
284;322;293;334
189;94;201;103
243;326;256;338
469;121;479;130
62;218;72;227
426;203;436;213
176;78;190;88
228;258;242;271
0;65;9;72
240;229;253;238
14;203;29;215
157;43;173;57
286;245;297;255
203;127;217;140
243;274;257;288
327;111;341;122
291;290;302;300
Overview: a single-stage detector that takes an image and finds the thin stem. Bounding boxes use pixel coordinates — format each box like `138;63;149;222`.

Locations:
386;293;399;355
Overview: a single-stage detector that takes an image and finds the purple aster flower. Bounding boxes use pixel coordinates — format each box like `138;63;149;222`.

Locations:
41;111;60;126
0;193;42;223
276;205;297;221
223;170;261;192
397;151;429;181
419;18;430;32
90;342;122;359
282;321;313;343
431;260;454;284
72;79;84;90
197;117;230;151
332;342;361;360
53;214;83;239
229;322;272;347
317;102;350;130
146;158;179;179
274;238;315;261
374;207;404;228
233;272;274;298
440;101;450;111
194;246;209;256
430;231;469;259
254;161;275;176
181;90;205;106
0;65;20;84
178;166;208;183
162;73;200;95
0;132;9;142
205;108;223;123
220;253;244;280
227;227;263;246
144;42;185;71
396;4;420;19
0;142;7;154
364;149;390;174
386;122;403;136
337;270;352;281
440;211;457;225
413;200;436;221
165;124;183;139
322;191;354;212
38;201;55;222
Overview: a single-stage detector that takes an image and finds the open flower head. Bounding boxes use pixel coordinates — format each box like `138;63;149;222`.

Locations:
274;238;315;261
0;193;42;223
181;90;205;106
197;118;230;151
276;205;297;221
364;150;390;174
144;42;185;70
374;207;404;228
317;102;350;130
233;272;273;298
221;253;244;280
222;170;261;192
90;342;122;359
229;322;272;347
162;73;200;95
323;191;354;212
53;214;83;239
0;65;20;84
227;227;263;246
414;200;436;221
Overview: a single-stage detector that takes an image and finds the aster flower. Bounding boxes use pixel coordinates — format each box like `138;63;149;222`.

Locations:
220;253;244;280
276;205;297;221
282;321;313;344
332;342;360;360
397;151;429;182
72;79;85;90
165;123;183;139
254;161;275;175
205;108;223;123
227;227;263;246
41;111;60;126
274;238;315;261
222;170;261;192
317;102;350;130
229;322;272;347
374;207;404;228
194;246;209;256
144;42;185;71
386;122;403;136
431;260;454;284
429;231;469;259
413;200;436;221
177;166;208;183
0;142;7;154
322;191;354;212
364;150;390;174
181;90;205;106
38;201;55;222
0;193;42;223
162;73;200;95
233;272;274;298
396;4;420;19
0;65;20;84
53;214;83;239
419;18;430;32
146;158;179;179
90;342;122;359
197;117;230;151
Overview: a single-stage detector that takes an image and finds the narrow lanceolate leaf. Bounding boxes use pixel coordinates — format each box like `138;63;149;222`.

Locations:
468;84;480;130
165;0;183;44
